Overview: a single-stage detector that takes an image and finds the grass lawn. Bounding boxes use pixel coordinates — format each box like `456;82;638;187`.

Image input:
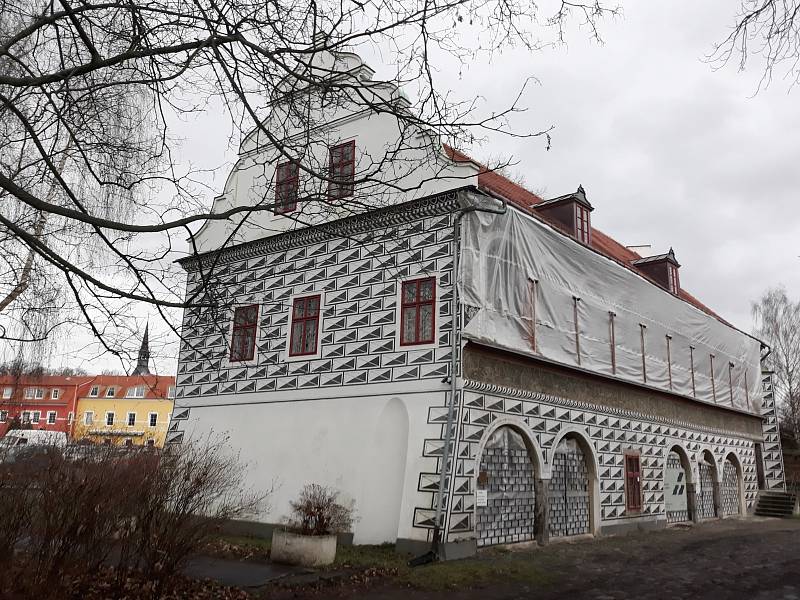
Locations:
211;534;551;592
335;543;552;591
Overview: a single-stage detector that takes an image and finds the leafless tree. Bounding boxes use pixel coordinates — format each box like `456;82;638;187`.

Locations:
0;0;617;369
752;286;800;441
712;1;800;91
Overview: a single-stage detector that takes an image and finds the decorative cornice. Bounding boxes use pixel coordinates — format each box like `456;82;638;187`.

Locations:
180;190;464;272
462;378;762;442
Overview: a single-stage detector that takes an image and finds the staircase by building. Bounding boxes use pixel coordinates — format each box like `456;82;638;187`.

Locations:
754;490;797;518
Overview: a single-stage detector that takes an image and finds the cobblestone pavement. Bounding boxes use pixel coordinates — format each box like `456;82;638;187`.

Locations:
353;518;800;600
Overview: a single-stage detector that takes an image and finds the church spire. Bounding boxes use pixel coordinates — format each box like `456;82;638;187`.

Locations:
132;322;151;375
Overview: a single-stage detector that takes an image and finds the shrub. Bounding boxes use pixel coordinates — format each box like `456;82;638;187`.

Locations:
0;434;268;599
288;484;355;536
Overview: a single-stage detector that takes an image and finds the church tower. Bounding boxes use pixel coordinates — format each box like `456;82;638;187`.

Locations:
132;323;151;376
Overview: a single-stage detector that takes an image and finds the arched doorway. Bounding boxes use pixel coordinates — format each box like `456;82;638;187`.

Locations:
548;435;593;538
665;447;692;523
697;451;717;519
476;425;538;547
356;398;408;544
721;454;742;517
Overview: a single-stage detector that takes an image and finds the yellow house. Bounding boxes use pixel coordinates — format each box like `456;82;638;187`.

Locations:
71;375;175;447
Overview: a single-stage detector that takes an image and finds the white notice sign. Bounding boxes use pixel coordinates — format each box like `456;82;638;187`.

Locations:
476;489;488;507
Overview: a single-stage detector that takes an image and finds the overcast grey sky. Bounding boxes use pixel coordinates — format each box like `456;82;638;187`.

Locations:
22;0;798;375
454;0;800;337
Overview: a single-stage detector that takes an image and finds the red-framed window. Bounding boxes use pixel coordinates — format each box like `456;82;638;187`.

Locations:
275;160;299;214
289;295;321;357
667;263;680;294
575;204;591;244
400;277;436;346
230;304;258;362
328;140;355;200
624;453;642;511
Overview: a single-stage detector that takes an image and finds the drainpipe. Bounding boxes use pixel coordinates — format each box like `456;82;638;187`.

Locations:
427;190;507;560
760;342;772;365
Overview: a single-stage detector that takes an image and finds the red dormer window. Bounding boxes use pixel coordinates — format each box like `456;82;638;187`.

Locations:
328;141;355;200
275;161;299;214
575;204;591;244
667;262;680;294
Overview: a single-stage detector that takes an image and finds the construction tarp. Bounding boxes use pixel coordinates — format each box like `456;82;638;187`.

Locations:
459;199;762;415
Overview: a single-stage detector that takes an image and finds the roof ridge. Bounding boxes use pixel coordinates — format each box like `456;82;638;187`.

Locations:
445;146;731;325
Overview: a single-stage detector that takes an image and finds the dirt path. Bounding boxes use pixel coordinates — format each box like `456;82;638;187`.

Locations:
287;518;800;600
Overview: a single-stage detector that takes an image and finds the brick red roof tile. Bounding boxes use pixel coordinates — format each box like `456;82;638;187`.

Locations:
446;146;729;325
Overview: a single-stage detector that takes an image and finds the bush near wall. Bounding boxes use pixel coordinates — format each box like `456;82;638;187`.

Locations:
0;436;267;599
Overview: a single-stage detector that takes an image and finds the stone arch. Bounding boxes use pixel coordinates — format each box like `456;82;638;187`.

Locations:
696;448;719;519
474;416;545;475
547;426;600;480
665;444;694;523
547;426;600;536
720;451;745;517
668;443;694;483
473;417;544;547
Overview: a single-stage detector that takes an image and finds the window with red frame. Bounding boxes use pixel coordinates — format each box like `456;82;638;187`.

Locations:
275;160;299;214
667;263;680;294
230;305;258;362
400;277;436;346
328;141;355;199
575;204;591;244
289;295;321;356
624;453;642;511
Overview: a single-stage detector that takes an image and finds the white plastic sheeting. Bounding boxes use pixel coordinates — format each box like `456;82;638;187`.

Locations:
459;203;762;415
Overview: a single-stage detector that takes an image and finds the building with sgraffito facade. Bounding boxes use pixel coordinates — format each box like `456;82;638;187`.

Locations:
170;43;785;554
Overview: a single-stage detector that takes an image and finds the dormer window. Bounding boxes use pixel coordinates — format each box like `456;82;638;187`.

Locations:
532;185;593;245
632;248;681;294
667;262;680;294
328;141;355;200
575;204;591;244
275;160;299;214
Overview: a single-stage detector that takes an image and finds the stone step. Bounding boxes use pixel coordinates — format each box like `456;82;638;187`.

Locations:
754;490;795;518
755;510;794;518
758;497;795;505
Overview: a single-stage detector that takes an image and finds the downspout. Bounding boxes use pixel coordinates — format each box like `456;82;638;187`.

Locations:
760;342;772;365
428;190;507;559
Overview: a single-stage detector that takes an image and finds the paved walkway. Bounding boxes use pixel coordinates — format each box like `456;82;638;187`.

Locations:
300;518;800;600
183;556;300;588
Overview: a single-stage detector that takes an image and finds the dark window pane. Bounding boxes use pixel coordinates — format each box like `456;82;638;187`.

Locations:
303;321;318;353
420;279;434;301
291;322;305;354
402;307;417;342
420;304;434;341
402;281;416;303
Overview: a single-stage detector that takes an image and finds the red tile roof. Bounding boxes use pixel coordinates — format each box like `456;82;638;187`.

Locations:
446;146;730;326
0;374;175;402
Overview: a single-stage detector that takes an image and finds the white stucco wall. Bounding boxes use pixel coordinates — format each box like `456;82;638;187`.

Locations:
194;48;479;254
177;381;447;544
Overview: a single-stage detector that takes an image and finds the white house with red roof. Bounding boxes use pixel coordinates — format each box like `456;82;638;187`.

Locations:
172;43;785;554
